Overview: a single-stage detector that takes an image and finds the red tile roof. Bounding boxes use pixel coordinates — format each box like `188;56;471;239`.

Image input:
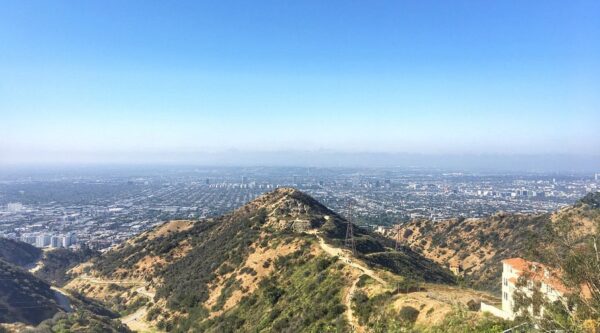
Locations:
503;258;569;294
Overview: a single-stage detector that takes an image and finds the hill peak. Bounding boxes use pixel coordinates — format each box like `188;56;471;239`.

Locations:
235;187;337;232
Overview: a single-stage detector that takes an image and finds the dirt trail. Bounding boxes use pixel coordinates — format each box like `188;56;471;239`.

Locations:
74;275;147;286
72;275;157;332
134;285;156;299
307;230;385;332
345;277;364;333
27;260;44;273
310;231;385;284
121;306;153;332
120;286;158;332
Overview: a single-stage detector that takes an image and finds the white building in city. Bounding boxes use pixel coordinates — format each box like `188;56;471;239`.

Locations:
19;232;77;249
51;235;61;248
7;202;24;213
61;232;76;248
35;234;51;247
20;234;37;245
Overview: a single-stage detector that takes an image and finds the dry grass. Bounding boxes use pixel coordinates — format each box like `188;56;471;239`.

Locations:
389;283;499;325
146;220;194;240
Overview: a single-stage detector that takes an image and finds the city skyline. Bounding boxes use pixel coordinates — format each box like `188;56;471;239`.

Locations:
1;1;599;165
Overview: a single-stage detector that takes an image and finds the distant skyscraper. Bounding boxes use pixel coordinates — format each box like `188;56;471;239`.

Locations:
595;173;599;181
206;178;210;185
242;176;248;184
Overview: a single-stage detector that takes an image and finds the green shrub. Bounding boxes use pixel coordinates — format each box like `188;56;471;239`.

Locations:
398;306;419;324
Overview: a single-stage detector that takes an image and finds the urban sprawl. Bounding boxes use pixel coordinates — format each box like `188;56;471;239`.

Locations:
1;167;598;251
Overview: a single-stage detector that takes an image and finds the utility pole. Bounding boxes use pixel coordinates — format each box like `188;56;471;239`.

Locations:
394;223;402;251
344;203;357;255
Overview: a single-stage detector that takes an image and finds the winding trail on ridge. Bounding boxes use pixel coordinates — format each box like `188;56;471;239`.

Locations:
73;275;147;286
307;230;386;333
71;275;157;332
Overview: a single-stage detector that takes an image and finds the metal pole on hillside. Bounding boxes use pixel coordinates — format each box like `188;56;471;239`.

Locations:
394;223;402;251
344;203;357;255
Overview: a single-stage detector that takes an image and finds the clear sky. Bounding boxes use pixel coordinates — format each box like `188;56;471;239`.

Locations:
1;1;599;165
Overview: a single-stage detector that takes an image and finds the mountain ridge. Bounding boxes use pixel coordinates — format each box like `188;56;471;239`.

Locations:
392;191;600;293
66;188;470;332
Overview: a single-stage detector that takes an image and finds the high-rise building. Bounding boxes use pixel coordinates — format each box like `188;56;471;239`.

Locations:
20;234;36;245
36;234;51;247
51;236;61;248
61;235;70;248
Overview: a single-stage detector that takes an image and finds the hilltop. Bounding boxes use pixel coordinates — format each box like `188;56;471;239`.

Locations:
66;188;502;332
393;192;600;293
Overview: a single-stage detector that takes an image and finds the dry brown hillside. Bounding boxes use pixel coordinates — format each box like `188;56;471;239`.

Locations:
64;188;483;333
392;192;600;293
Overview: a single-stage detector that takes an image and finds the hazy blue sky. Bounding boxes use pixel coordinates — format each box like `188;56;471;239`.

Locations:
1;1;599;165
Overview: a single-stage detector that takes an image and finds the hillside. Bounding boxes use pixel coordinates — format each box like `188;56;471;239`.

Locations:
0;259;62;326
0;257;131;333
0;237;99;287
65;188;504;332
33;246;99;286
0;238;130;332
392;192;600;293
0;238;41;267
